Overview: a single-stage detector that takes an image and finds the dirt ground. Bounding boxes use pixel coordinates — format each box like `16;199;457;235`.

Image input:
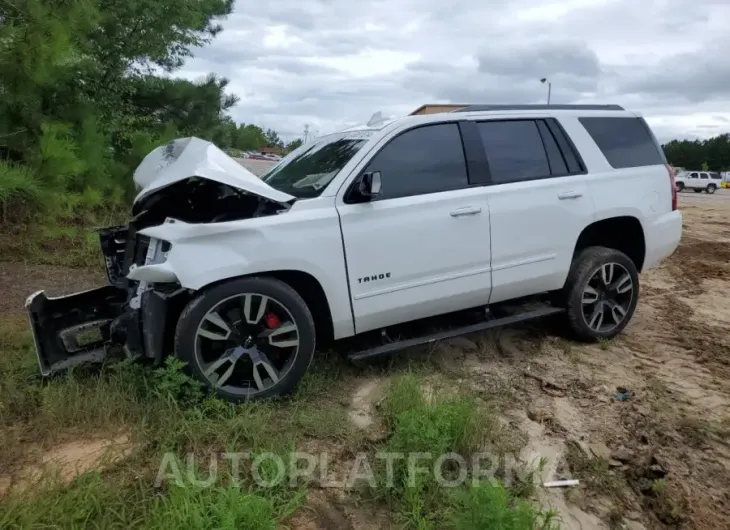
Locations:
1;194;729;529
441;197;730;530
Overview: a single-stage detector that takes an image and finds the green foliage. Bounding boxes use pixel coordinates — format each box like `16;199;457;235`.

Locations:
663;133;730;171
0;0;295;238
145;485;280;530
150;357;204;405
375;373;545;530
0;162;41;202
286;138;304;152
447;482;559;530
264;128;284;148
0;469;299;529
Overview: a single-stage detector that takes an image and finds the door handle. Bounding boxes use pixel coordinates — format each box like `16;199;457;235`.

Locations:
558;191;583;200
450;206;482;217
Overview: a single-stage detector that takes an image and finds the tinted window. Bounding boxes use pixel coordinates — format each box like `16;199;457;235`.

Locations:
579;117;664;169
689;172;698;178
536;121;568;175
364;124;468;200
263;136;367;198
546;120;584;173
700;173;709;179
710;172;722;180
477;120;550;183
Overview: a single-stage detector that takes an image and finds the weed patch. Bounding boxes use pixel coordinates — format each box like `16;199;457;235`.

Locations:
373;373;548;529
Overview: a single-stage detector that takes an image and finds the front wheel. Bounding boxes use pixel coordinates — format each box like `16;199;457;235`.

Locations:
174;277;316;401
563;247;639;342
706;184;717;194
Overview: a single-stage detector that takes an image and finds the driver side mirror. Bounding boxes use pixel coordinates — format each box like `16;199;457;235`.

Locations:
358;171;382;198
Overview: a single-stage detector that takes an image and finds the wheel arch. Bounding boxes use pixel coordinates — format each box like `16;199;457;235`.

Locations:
186;270;336;347
573;216;646;272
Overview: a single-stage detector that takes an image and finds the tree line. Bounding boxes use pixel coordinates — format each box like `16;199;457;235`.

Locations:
0;0;297;225
662;134;730;172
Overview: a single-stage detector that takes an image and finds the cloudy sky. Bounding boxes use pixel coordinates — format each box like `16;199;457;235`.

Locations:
178;0;730;143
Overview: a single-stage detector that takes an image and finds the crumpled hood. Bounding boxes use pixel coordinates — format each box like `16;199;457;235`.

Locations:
133;137;295;205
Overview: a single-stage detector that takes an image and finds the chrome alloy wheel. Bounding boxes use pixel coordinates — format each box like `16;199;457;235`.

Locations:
193;293;299;397
581;262;634;333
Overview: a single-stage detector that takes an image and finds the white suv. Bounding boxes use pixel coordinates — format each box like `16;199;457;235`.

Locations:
26;104;682;401
675;171;722;193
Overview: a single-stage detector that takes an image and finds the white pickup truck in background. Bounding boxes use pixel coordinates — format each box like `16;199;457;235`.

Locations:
675;171;723;193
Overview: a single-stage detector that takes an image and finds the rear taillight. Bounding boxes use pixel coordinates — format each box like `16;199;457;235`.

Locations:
667;164;677;211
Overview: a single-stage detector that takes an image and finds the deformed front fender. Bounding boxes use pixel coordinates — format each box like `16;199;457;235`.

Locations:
133;215;356;339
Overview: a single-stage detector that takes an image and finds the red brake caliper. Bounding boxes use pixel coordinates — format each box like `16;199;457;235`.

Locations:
265;312;281;329
264;312;282;359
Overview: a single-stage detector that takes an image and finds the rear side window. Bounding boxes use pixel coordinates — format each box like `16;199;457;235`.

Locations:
476;119;584;183
536;121;568;175
579;117;664;169
710;172;722;180
477;121;550;183
363;123;468;200
700;174;709;179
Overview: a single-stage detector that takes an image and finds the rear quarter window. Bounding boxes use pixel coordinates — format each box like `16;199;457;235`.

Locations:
579;117;665;169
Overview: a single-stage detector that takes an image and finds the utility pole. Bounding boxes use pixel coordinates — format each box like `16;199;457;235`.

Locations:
303;124;310;143
540;78;552;104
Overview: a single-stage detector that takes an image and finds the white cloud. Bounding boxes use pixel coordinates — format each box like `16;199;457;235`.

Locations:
178;0;730;142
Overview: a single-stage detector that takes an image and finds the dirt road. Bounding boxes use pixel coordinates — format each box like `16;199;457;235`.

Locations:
676;188;730;204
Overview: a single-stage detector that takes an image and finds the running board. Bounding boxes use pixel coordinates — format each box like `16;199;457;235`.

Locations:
346;306;564;362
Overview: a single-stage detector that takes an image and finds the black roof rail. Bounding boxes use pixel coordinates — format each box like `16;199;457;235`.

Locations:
453;104;625;112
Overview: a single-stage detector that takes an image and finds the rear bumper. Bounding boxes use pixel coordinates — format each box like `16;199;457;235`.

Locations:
643;210;682;271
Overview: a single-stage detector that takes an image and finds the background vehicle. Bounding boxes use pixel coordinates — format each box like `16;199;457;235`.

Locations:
27;104;682;401
675;171;722;193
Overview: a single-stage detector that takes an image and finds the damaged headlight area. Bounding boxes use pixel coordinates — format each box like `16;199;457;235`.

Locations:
26;173;291;376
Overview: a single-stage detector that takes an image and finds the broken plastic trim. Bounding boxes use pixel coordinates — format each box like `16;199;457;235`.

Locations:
26;287;128;375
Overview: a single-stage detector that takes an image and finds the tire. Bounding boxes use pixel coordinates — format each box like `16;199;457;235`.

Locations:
676;182;684;192
174;277;316;402
706;184;717;194
693;188;702;193
563;246;639;342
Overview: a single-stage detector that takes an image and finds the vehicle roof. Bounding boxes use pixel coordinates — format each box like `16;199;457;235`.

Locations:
367;104;637;133
320;104;638;143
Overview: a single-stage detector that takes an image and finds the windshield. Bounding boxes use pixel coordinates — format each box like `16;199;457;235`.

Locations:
261;134;369;199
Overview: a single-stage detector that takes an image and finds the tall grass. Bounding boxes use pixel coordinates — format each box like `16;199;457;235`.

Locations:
375;373;557;530
0;317;344;527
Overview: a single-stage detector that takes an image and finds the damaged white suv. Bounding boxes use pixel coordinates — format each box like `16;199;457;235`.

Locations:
27;105;682;401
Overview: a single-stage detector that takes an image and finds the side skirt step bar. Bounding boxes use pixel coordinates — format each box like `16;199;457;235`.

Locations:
346;306;564;362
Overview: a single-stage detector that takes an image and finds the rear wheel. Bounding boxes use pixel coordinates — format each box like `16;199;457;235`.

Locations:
707;184;717;194
563;246;639;342
175;277;316;401
676;182;684;192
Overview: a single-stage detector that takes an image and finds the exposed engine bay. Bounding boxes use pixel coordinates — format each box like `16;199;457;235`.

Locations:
26;138;292;375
